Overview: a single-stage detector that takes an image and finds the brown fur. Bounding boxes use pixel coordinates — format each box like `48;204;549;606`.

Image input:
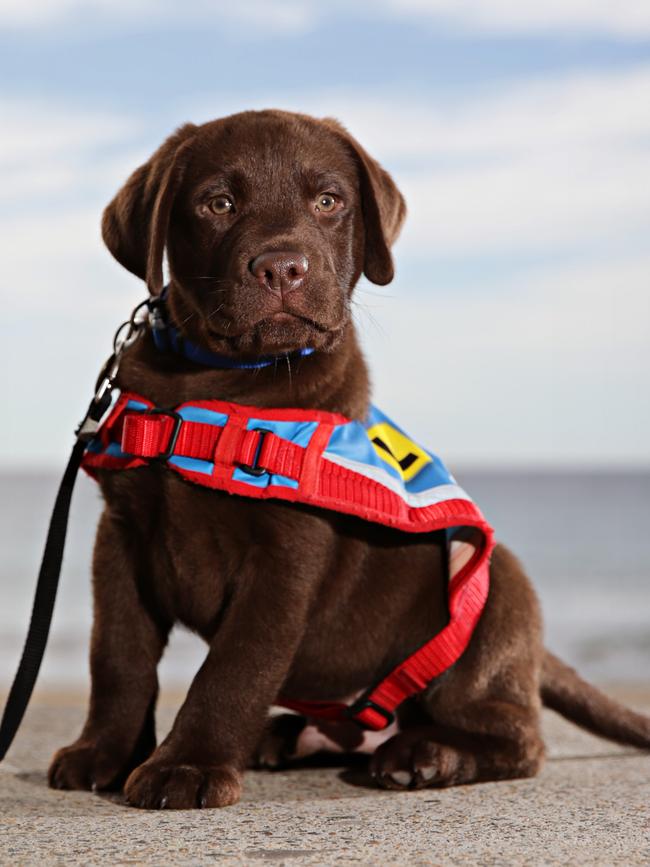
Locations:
48;109;650;808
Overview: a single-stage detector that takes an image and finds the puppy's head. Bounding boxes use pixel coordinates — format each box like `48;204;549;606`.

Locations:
102;110;406;356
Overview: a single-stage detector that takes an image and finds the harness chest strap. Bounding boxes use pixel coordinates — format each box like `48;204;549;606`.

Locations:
83;392;494;731
120;410;309;479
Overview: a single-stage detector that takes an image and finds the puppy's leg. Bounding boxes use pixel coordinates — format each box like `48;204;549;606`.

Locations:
252;713;309;769
371;543;546;789
48;510;168;792
124;550;315;810
252;714;379;768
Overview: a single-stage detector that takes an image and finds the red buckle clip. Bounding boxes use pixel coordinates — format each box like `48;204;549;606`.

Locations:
346;697;395;729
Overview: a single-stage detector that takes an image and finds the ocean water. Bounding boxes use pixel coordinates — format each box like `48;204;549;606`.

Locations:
0;469;649;691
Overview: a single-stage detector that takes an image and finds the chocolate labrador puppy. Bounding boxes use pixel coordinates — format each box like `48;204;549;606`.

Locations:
48;110;650;809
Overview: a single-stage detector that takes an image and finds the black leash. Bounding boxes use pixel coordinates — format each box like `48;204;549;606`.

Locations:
0;437;90;760
0;300;149;762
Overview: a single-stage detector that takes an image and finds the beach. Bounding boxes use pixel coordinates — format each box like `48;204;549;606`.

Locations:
1;688;650;865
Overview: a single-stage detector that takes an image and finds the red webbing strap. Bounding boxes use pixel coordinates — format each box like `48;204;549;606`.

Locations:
248;430;305;479
351;552;491;728
278;698;352;722
119;411;306;479
276;547;492;731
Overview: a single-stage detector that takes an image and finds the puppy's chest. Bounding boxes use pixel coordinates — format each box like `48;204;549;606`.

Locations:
99;468;325;633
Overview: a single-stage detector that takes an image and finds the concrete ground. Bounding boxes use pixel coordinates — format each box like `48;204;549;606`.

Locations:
1;688;649;866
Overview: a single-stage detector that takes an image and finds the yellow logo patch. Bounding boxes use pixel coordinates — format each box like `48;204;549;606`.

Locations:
367;422;431;482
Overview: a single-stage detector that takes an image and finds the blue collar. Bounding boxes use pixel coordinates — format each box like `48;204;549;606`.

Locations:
148;293;315;370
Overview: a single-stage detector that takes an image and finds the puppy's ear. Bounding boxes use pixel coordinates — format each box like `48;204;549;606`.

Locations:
102;123;197;295
322;118;406;285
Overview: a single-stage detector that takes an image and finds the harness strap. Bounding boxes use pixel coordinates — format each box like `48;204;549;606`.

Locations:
93;398;492;731
120;413;306;479
279;553;489;729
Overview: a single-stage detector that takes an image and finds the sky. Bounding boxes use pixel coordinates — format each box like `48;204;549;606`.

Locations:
1;1;649;468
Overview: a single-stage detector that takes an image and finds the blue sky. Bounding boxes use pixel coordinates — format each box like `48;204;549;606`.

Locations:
1;1;649;467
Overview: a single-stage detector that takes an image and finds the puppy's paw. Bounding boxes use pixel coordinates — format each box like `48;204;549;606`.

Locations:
250;713;307;769
48;740;127;792
124;759;242;809
369;730;469;790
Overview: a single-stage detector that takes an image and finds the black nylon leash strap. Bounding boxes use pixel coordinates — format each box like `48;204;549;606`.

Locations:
0;438;87;760
0;368;120;762
0;300;148;762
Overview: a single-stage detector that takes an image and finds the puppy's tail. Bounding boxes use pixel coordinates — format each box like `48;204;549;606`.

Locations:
541;650;650;749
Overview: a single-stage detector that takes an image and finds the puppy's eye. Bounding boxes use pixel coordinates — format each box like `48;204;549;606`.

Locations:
209;195;234;215
315;193;338;213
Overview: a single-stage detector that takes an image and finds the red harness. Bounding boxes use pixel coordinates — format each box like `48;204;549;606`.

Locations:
83;391;494;730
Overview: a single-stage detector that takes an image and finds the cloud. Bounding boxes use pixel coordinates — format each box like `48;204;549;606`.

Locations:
379;67;650;255
399;146;650;256
0;99;140;205
1;0;649;37
359;255;650;464
317;67;650;159
193;64;650;258
0;100;133;162
381;0;650;38
0;98;149;317
0;0;318;33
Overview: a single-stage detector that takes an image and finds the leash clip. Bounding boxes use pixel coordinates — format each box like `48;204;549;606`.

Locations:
75;356;119;443
76;295;152;443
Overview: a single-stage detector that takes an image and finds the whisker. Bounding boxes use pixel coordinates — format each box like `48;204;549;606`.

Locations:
182;276;233;283
351;299;385;310
357;287;394;299
179;310;195;327
207;304;225;321
285;353;292;390
352;300;386;337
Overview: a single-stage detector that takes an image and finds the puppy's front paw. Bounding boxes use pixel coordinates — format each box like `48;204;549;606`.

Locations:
124;758;242;809
48;740;126;792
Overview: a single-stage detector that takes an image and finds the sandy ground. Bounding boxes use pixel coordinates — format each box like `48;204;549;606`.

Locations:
1;688;650;866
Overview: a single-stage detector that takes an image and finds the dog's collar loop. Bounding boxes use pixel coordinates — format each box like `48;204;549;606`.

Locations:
147;289;314;370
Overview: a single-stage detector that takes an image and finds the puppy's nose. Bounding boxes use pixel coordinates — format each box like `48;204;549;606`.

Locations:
249;251;309;294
